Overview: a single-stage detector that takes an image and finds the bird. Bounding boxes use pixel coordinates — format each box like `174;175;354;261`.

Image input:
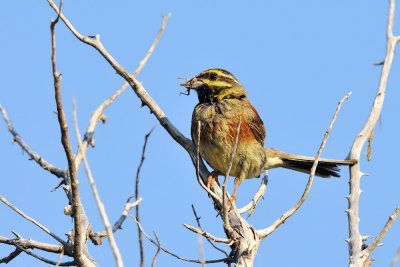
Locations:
180;68;356;201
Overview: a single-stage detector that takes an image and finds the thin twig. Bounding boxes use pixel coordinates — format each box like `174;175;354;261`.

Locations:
90;197;142;244
50;1;84;264
222;117;241;236
190;205;229;256
259;92;352;238
0;105;65;178
238;172;268;217
135;123;158;267
198;230;206;267
129;214;231;264
151;231;161;267
390;246;400;267
73;98;123;267
12;242;75;266
0;195;70;248
363;206;400;256
183;224;231;244
55;248;65;267
74;14;170;172
133;13;171;76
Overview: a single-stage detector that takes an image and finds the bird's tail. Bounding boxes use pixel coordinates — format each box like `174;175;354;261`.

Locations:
264;148;357;178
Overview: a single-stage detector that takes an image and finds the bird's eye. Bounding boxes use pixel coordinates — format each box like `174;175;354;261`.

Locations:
209;73;218;81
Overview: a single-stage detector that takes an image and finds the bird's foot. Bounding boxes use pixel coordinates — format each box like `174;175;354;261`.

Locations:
206;171;220;188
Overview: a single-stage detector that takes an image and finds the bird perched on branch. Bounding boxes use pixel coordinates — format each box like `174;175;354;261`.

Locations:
181;68;356;201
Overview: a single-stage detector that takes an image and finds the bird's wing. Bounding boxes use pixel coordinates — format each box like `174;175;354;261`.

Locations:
245;103;266;146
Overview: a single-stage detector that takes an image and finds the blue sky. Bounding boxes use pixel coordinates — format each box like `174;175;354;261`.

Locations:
0;1;399;266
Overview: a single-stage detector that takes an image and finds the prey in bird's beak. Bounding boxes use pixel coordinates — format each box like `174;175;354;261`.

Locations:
180;77;204;89
179;77;204;96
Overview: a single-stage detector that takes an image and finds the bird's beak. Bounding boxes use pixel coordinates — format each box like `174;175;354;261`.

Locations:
180;78;204;90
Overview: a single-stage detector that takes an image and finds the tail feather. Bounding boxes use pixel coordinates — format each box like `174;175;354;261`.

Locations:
265;148;357;178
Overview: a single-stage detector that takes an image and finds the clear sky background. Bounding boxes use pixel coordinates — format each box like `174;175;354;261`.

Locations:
1;1;399;266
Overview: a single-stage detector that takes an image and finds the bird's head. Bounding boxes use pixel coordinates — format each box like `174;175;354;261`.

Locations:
180;69;248;104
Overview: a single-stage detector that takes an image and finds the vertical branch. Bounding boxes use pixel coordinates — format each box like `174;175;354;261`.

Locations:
50;1;84;265
135;123;158;267
347;0;400;265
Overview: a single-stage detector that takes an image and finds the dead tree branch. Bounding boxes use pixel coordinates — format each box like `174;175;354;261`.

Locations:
259;92;352;238
0;105;65;178
50;3;86;264
73;99;123;267
0;195;70;250
73;13;170;173
238;173;268;217
347;0;400;265
90;196;142;244
135;123;158;267
129;214;232;264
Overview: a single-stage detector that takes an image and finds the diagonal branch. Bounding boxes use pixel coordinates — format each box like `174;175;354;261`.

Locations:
73;13;170;172
89;197;142;245
0;104;65;178
363;206;400;256
238;172;268;216
259;92;351;239
73;98;123;267
183;224;231;244
190;205;229;256
0;248;22;264
130;214;232;264
12;241;75;266
0;195;71;250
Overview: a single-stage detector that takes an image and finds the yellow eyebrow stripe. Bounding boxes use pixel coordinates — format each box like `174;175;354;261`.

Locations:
201;69;224;76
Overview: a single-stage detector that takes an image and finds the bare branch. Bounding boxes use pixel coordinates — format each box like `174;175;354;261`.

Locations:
73;98;123;267
238;172;268;217
74;13;170;172
151;231;161;267
0;195;70;249
0;248;22;264
133;13;171;76
347;0;400;264
55;248;65;267
363;207;400;256
0;236;66;255
190;205;228;256
12;242;74;266
259;92;351;238
135;123;158;267
390;246;400;267
183;224;231;244
50;3;84;264
0;104;65;178
129;214;232;264
90;196;142;244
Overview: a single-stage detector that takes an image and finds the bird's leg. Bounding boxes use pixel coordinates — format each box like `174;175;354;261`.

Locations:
206;171;220;188
231;177;241;202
